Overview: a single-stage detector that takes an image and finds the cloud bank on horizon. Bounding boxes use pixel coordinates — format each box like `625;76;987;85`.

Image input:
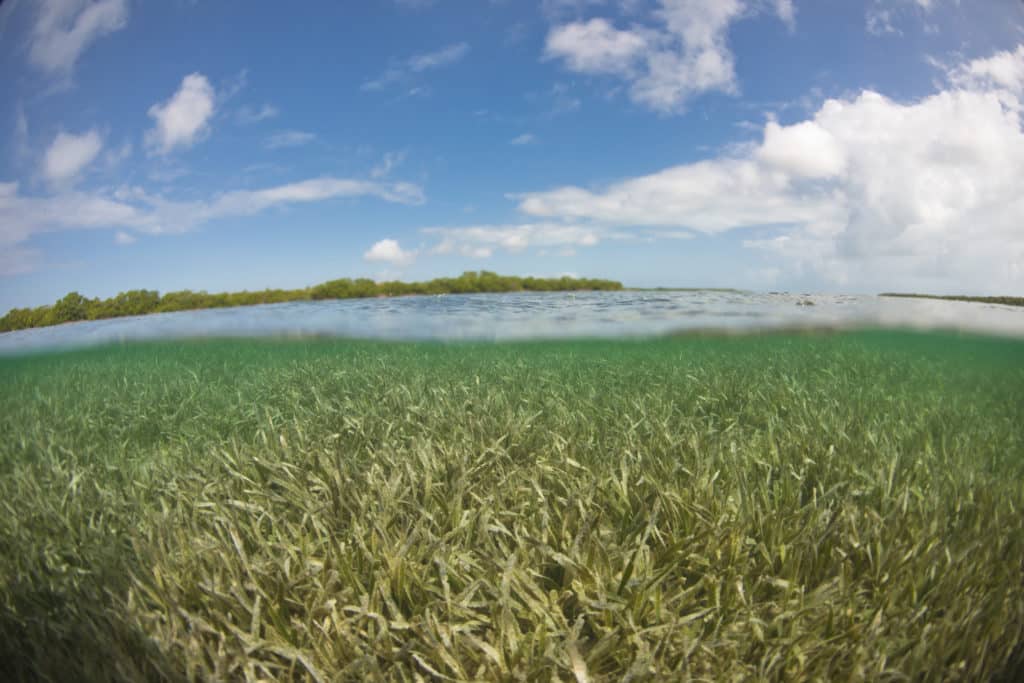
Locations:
1;0;1023;310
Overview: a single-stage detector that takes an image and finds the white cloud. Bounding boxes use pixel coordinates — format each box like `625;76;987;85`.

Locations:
28;0;129;75
236;103;279;124
866;8;898;36
364;238;416;266
193;178;424;225
425;222;603;257
516;45;1024;293
0;177;425;272
517;158;837;232
114;230;135;245
145;73;216;154
43;129;102;182
510;133;537;145
264;130;316;149
543;0;793;113
949;45;1024;96
363;42;470;91
757;119;846;178
408;43;470;71
866;0;938;37
773;0;795;30
370;151;406;179
544;18;648;74
361;69;403;92
635;0;746;111
0;181;146;249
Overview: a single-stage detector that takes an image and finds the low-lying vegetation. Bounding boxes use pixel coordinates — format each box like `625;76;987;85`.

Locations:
879;292;1024;307
0;271;623;333
1;330;1022;680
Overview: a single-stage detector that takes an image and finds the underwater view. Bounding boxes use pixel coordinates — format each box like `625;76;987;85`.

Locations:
4;0;1024;680
2;297;1023;680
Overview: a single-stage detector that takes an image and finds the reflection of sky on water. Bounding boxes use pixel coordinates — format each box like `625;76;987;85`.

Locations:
2;291;1023;354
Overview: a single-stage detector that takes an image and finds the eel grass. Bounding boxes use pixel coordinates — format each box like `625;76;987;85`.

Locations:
0;329;1022;681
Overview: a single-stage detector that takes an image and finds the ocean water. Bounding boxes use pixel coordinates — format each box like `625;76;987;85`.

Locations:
1;290;1023;354
2;301;1023;680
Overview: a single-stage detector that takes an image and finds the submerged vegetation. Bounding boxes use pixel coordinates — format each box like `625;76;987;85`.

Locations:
879;292;1024;307
1;330;1022;680
0;271;623;333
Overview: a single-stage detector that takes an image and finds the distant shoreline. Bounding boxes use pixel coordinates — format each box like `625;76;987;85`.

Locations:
879;293;1024;307
0;272;623;334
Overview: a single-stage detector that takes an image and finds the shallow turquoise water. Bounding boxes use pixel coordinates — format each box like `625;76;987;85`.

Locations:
1;326;1022;680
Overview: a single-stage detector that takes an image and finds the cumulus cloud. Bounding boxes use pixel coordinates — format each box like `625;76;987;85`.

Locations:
544;0;793;113
519;158;839;232
516;45;1024;293
113;230;135;245
28;0;129;75
364;239;416;266
145;73;216;154
544;18;648;74
43;129;102;182
0;177;425;272
949;45;1024;96
757;119;846;179
264;130;316;149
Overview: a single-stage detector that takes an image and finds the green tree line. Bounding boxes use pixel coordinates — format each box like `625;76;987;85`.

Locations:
0;272;623;332
879;293;1024;307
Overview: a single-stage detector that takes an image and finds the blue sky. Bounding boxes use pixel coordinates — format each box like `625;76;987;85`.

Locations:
1;0;1024;312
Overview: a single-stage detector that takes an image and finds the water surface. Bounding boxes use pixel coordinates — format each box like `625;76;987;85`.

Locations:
2;290;1022;354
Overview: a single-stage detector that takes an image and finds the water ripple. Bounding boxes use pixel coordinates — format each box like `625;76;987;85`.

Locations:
2;290;1023;354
